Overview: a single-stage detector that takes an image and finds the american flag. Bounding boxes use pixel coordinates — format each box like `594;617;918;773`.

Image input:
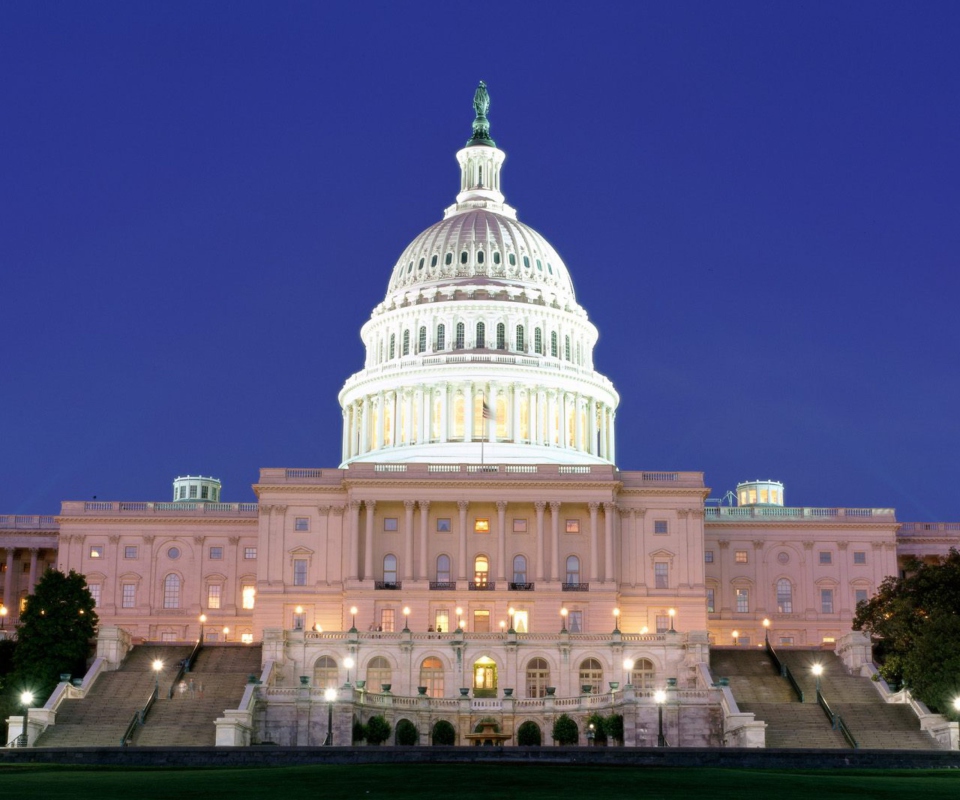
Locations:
482;402;493;421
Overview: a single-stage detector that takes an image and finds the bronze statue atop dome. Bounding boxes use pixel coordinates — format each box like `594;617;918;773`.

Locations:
468;80;495;147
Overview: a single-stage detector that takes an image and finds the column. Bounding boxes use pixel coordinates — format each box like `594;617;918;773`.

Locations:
341;408;350;462
28;548;39;593
463;382;474;442
496;501;507;582
598;404;607;459
837;541;850;615
752;538;765;612
439;384;448;443
403;500;415;581
620;509;633;587
375;392;385;450
609;411;616;463
363;500;375;581
588;502;600;582
487;384;497;444
636;509;647;589
547;391;557;446
457;500;469;580
587;398;597;455
603;502;615;582
511;383;521;442
404;391;414;446
574;393;583;452
359;398;369;454
348;501;361;580
534;502;546;582
3;549;14;612
418;500;430;580
549;502;561;582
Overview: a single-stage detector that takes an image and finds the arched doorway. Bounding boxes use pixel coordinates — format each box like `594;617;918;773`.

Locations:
473;656;497;697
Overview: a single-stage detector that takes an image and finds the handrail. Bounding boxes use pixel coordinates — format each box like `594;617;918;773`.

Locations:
168;639;203;699
120;685;158;747
6;734;26;748
816;689;859;749
765;639;804;702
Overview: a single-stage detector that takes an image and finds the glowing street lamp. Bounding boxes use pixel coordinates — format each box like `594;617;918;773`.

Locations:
612;608;621;634
654;689;668;747
20;690;34;746
623;658;635;687
640;626;649;635
349;606;358;632
762;618;770;644
732;630;739;645
152;659;163;694
499;620;506;635
560;607;568;633
668;608;676;633
812;663;823;695
508;606;516;634
323;686;337;746
199;614;207;641
455;607;464;633
402;606;411;632
0;604;7;629
222;626;230;642
343;656;354;686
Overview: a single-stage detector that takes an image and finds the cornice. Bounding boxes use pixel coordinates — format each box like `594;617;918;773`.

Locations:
705;520;900;533
55;516;258;526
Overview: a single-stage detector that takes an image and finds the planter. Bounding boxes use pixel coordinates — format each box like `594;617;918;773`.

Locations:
60;673;71;682
380;683;392;693
545;687;556;696
502;688;514;697
459;688;471;697
355;680;366;690
417;686;428;695
608;682;619;692
299;676;310;686
581;685;593;694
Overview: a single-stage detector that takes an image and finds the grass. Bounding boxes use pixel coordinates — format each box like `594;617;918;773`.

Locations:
0;763;958;799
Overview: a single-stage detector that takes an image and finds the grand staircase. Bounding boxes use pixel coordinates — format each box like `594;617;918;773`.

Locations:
131;644;262;747
35;644;194;747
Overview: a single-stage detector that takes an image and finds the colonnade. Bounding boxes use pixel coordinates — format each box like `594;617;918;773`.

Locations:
1;547;42;621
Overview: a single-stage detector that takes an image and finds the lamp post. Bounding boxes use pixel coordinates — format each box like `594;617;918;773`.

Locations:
731;629;739;646
152;659;163;695
349;606;358;633
654;689;667;747
222;626;230;642
0;604;7;629
343;656;354;686
455;607;463;634
762;618;770;645
587;723;596;746
623;658;634;688
499;620;506;636
508;606;516;634
323;687;337;745
199;613;207;642
402;606;410;632
640;626;648;635
20;691;33;747
668;608;676;633
612;608;621;634
560;607;568;633
812;663;823;695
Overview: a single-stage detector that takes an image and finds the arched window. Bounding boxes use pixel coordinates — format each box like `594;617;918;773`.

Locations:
564;335;571;361
163;574;181;609
534;327;542;355
576;341;581;365
389;334;396;360
512;555;527;584
526;657;550;698
430;254;438;267
420;657;445;698
565;556;580;584
523;255;530;269
418;326;426;353
476;321;485;348
378;339;384;364
436;554;451;583
496;322;506;350
383;554;398;584
551;331;558;358
474;555;489;587
777;578;793;613
460;251;468;265
436;323;445;351
579;658;603;694
314;655;338;689
402;330;410;356
367;656;392;690
493;251;501;265
516;325;525;352
455;322;465;349
445;252;453;266
630;658;655;689
477;250;484;264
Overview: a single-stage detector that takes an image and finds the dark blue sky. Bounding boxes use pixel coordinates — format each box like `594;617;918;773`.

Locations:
2;4;958;521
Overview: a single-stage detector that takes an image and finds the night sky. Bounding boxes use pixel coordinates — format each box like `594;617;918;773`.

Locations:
2;4;958;521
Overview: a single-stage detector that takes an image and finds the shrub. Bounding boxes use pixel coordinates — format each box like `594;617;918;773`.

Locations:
585;712;608;745
432;719;457;745
365;715;392;745
603;713;624;745
352;716;366;744
395;718;418;746
551;713;578;745
516;720;542;746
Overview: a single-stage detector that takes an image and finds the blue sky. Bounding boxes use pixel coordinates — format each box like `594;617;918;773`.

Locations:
2;3;958;521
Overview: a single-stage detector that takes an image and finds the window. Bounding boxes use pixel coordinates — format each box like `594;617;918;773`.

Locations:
493;251;501;264
389;334;396;359
240;632;254;644
579;658;603;694
523;255;530;269
445;252;452;266
208;584;222;609
474;555;489;586
534;328;542;354
207;546;223;560
89;546;103;559
496;322;506;349
314;656;338;690
293;559;307;586
819;551;832;565
380;609;395;632
242;584;256;610
436;323;445;350
735;550;748;564
201;486;209;499
244;547;257;559
436;554;451;583
418;326;427;353
779;636;795;646
526;657;550;698
853;551;866;565
292;609;305;630
631;658;655;689
855;589;868;605
455;322;465;349
473;610;490;632
654;520;668;534
402;330;410;356
509;253;516;266
163;574;181;609
513;555;527;584
516;325;525;351
564;335;570;361
513;610;529;633
189;486;197;499
513;518;527;533
568;610;583;632
383;555;398;584
777;578;793;613
121;583;136;608
821;588;834;614
656;615;670;633
384;518;398;532
295;517;309;531
654;562;669;589
420;657;444;698
89;584;101;607
435;609;449;633
436;518;451;532
167;546;180;560
735;588;749;613
550;331;558;357
704;550;714;563
565;555;580;584
474;518;489;533
430;255;437;268
460;251;468;265
124;546;138;559
565;519;580;533
706;588;715;613
476;321;485;348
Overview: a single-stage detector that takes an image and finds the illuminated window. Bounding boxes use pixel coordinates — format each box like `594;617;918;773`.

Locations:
735;588;749;613
89;546;103;559
735;550;748;564
384;518;398;532
631;658;655;688
242;585;256;610
748;489;757;504
163;574;181;609
853;551;866;565
579;658;603;694
292;610;305;630
124;546;138;559
122;583;136;608
760;488;769;503
819;551;832;565
474;518;490;533
474;555;489;586
513;518;527;533
241;633;254;644
244;547;257;559
821;589;834;614
209;546;223;560
437;518;451;532
434;609;449;633
654;520;668;534
293;559;307;586
654;562;668;589
314;656;338;689
526;657;550;698
656;615;670;633
380;609;395;632
420;657;445;698
473;610;490;632
513;610;528;633
295;517;309;531
565;519;580;533
207;585;222;609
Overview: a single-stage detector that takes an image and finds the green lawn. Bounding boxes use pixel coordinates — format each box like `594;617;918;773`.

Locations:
0;764;958;799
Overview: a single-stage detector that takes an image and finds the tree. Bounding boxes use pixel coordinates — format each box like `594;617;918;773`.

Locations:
11;569;98;702
853;548;960;714
365;714;392;745
516;720;542;746
585;712;608;745
395;718;418;745
551;713;578;745
603;713;624;745
431;719;456;745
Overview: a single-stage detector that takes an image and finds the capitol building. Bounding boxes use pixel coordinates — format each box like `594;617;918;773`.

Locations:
3;84;958;749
